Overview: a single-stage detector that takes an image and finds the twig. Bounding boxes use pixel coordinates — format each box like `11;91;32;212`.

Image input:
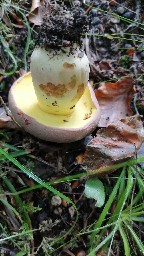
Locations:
85;1;95;14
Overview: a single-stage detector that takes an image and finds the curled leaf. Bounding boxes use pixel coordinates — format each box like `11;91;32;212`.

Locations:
95;76;135;127
84;115;144;175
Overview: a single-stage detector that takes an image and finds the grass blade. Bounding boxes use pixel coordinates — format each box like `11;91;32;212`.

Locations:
89;169;125;246
119;224;130;256
126;224;144;254
0;147;78;244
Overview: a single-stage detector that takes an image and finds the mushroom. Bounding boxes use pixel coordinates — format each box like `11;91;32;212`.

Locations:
8;1;100;143
30;45;90;116
8;72;100;143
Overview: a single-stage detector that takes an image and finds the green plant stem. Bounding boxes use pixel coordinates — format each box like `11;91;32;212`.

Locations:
2;176;31;228
0;184;22;223
126;224;144;254
119;224;130;256
0;35;17;76
17;9;31;72
107;170;134;256
89;169;125;248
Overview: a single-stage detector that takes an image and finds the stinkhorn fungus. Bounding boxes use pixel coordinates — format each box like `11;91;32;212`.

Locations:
8;1;100;143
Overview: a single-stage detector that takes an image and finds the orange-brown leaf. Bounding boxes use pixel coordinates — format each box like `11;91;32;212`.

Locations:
127;47;135;57
95;76;135;127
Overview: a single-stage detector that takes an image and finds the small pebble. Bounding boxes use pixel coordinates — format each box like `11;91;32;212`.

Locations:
110;17;120;24
98;47;107;53
93;1;99;7
54;207;62;215
100;2;108;11
51;195;62;206
124;44;133;49
117;6;125;14
123;12;134;19
111;46;119;52
92;17;100;26
140;51;144;58
90;8;97;16
68;206;75;218
73;0;81;6
76;250;86;256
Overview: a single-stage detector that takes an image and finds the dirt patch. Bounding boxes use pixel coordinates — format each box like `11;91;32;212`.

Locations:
35;0;89;49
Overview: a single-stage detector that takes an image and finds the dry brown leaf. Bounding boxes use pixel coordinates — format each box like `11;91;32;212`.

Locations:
31;0;43;12
29;0;45;25
0;108;17;129
84;115;144;175
99;61;112;71
127;47;135;57
95;76;135;127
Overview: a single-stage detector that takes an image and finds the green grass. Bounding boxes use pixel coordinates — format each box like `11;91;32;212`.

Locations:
0;0;31;75
88;166;144;255
0;141;144;254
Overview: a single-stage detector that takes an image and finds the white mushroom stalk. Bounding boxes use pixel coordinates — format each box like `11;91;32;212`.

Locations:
30;45;90;115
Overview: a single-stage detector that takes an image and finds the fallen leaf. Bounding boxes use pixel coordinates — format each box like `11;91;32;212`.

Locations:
29;0;46;25
30;0;43;12
84;115;144;175
95;76;135;127
99;60;112;71
0;107;17;129
127;47;135;57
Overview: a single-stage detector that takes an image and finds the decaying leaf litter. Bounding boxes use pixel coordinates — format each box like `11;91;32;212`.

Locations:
0;0;144;255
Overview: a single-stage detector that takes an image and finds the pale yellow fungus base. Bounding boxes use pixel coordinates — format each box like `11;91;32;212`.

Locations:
9;73;100;143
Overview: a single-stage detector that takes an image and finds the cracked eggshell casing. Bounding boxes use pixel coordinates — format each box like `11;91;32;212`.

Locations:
8;73;100;143
30;47;90;115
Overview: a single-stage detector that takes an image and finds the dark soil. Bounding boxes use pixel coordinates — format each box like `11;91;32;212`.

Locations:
0;0;144;255
36;0;89;48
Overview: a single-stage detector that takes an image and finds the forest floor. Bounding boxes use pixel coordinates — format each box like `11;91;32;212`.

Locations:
0;0;144;256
